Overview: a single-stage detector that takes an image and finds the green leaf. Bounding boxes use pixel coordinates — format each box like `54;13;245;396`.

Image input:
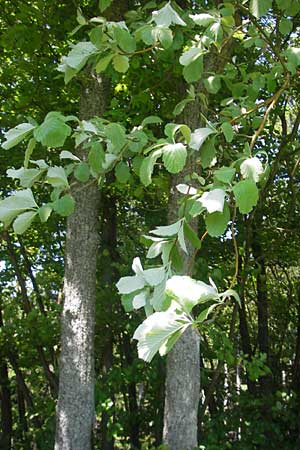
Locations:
141;116;162;127
179;47;203;66
13;211;37;234
89;27;103;48
183;56;203;83
105;123;126;151
173;98;193;116
133;310;191;362
166;275;219;313
99;0;112;12
88;142;105;174
65;42;98;70
155;26;173;49
143;267;166;286
189;13;216;27
214;166;236;184
74;162;90;183
279;18;293;35
240;157;263;182
2;123;36;150
139;149;162;186
233;179;259;214
184;222;202;249
200;138;217;169
60;150;80;161
46;166;69;188
113;54;129;73
150;219;182;237
7;168;42;188
205;202;230;237
162;143;187;174
95;53;114;73
152;2;186;27
190;127;216;151
197;303;220;323
204;75;221;94
116;275;145;294
114;27;136;53
250;0;272;18
38;205;52;223
189;199;205;217
34;117;72;148
128;130;148;153
0;189;38;226
53;194;75;217
121;293;135;312
115;161;130;183
201;189;226;213
24;138;37;168
221;122;234;143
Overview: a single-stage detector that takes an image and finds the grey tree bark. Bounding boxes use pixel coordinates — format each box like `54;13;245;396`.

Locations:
163;97;201;450
163;11;237;446
54;74;108;450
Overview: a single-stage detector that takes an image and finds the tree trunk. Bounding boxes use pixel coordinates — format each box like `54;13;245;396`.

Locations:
252;231;271;394
163;97;201;450
54;74;107;450
292;285;300;392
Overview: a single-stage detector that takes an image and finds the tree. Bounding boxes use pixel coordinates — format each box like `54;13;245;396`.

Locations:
1;1;300;449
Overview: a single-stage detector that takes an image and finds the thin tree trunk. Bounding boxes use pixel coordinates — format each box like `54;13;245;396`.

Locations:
163;93;202;449
0;360;12;450
163;21;237;444
292;285;300;392
54;74;107;450
252;231;271;394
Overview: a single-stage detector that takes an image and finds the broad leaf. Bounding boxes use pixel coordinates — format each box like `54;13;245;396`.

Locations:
143;267;166;286
7;168;42;188
233;179;259;214
176;184;197;195
221;122;234;143
183;56;203;83
60;150;80;161
133;310;191;362
46;166;69;188
250;0;272;18
113;54;129;73
190;127;216;150
152;2;186;27
214;166;236;184
114;27;136;53
240;157;263;182
189;13;216;27
162;143;187;174
205;202;230;237
34;117;72;148
116;275;145;294
133;291;148;309
74;162;90;183
200;189;226;213
13;211;37;234
115;161;130;183
166;275;219;312
139;149;162;186
2;123;36;150
105;123;126;151
88;142;105;175
99;0;112;12
53;195;75;217
179;47;203;66
0;189;38;226
150;219;182;237
65;42;98;70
